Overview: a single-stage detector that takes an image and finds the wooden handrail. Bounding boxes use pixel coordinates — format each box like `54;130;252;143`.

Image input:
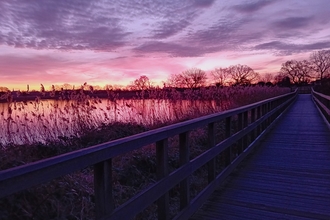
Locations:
312;89;330;100
312;88;330;124
0;90;297;219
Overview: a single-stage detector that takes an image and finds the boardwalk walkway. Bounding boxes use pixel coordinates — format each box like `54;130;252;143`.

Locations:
190;94;330;220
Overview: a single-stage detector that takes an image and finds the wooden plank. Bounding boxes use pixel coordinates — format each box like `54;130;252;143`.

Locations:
194;202;314;220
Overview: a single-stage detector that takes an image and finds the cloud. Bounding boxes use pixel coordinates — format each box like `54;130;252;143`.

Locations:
134;17;248;57
150;15;193;39
1;0;330;88
187;19;242;46
254;40;330;55
192;0;215;8
151;21;189;39
232;0;276;13
0;1;131;51
273;16;313;29
134;41;205;57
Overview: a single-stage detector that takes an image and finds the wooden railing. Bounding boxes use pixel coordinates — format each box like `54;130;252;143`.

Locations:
0;90;297;220
312;88;330;124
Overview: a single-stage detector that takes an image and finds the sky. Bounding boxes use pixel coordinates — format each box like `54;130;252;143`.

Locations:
1;0;330;91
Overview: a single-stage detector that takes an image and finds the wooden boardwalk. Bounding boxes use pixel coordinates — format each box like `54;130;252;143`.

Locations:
190;94;330;220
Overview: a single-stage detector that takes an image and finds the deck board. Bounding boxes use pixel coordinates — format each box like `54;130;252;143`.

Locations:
190;94;330;220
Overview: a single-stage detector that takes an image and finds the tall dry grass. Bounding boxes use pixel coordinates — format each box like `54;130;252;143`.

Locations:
0;85;289;148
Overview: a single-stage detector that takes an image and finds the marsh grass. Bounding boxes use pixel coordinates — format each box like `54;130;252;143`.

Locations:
0;85;290;219
0;86;289;147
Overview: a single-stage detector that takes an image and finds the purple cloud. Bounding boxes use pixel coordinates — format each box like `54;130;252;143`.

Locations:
192;0;215;8
0;0;330;59
232;0;276;13
273;16;313;29
254;40;330;55
0;0;130;51
134;41;205;57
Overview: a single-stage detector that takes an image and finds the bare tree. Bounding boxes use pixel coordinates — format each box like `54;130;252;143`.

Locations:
133;75;152;90
166;74;181;88
280;60;300;84
310;50;330;81
280;60;313;85
167;68;207;88
296;60;313;84
211;68;229;87
227;64;259;85
260;73;274;83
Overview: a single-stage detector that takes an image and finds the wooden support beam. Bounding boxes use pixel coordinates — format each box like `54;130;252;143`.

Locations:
156;139;169;220
238;113;243;154
179;132;190;210
224;117;232;166
243;111;248;150
94;159;113;219
207;123;216;183
251;108;256;141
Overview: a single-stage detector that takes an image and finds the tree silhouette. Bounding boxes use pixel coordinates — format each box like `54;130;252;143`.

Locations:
167;68;207;88
211;68;229;87
227;64;259;85
280;60;313;85
133;75;152;90
310;50;330;82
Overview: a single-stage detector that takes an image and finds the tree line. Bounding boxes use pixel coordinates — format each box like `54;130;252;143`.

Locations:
1;50;329;93
130;50;330;90
277;50;330;86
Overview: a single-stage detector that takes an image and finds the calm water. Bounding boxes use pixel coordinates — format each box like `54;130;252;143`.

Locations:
0;98;228;146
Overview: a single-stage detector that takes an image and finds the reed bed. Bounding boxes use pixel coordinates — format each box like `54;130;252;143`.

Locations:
0;86;289;148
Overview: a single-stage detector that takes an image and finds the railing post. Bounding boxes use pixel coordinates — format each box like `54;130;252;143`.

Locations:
262;104;266;131
207;123;216;183
257;106;262;135
224;117;232;166
267;102;271;126
251;108;256;142
156;139;169;220
238;113;243;154
94;159;113;219
243;111;248;149
179;132;190;210
272;100;277;122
